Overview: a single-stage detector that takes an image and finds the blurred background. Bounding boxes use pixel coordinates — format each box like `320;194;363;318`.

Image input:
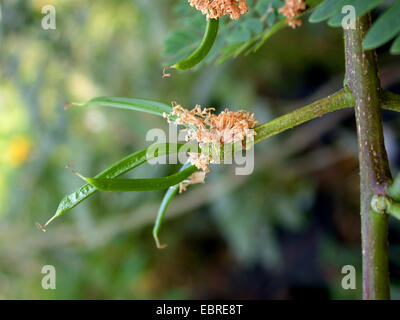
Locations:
1;0;400;299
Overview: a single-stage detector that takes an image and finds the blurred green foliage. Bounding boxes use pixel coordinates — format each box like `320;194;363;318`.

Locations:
1;0;400;299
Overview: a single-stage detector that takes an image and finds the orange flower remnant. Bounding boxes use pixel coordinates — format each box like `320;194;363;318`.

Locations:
188;0;249;20
279;0;306;29
165;104;257;173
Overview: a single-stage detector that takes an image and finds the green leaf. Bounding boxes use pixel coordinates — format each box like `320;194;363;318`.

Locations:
216;42;244;65
71;97;172;117
254;18;287;52
164;29;200;55
255;0;283;26
265;10;277;27
45;143;197;226
235;37;260;58
309;0;346;23
243;17;264;34
255;0;274;15
327;0;382;27
254;5;319;53
228;27;252;43
390;34;400;54
306;0;324;8
255;0;284;15
363;1;400;50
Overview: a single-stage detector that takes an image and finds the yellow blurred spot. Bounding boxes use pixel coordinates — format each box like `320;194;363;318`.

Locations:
68;72;99;102
32;0;56;12
7;135;32;167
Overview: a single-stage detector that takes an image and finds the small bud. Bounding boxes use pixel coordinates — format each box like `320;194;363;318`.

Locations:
371;195;390;214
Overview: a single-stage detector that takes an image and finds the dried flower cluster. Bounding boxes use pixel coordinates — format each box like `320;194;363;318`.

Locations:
278;0;306;29
165;104;257;173
188;0;249;20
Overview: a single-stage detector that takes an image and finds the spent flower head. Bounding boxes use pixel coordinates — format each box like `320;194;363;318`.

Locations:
279;0;306;29
165;104;257;172
188;0;249;20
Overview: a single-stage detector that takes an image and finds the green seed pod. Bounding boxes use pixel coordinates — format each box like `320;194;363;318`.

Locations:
153;162;193;249
171;18;219;71
79;165;197;192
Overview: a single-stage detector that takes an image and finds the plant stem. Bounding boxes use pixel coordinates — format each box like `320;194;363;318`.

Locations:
254;88;400;145
344;14;392;299
254;88;354;144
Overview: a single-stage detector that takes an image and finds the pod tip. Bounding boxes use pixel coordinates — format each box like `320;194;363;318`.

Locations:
162;66;173;78
35;222;47;232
